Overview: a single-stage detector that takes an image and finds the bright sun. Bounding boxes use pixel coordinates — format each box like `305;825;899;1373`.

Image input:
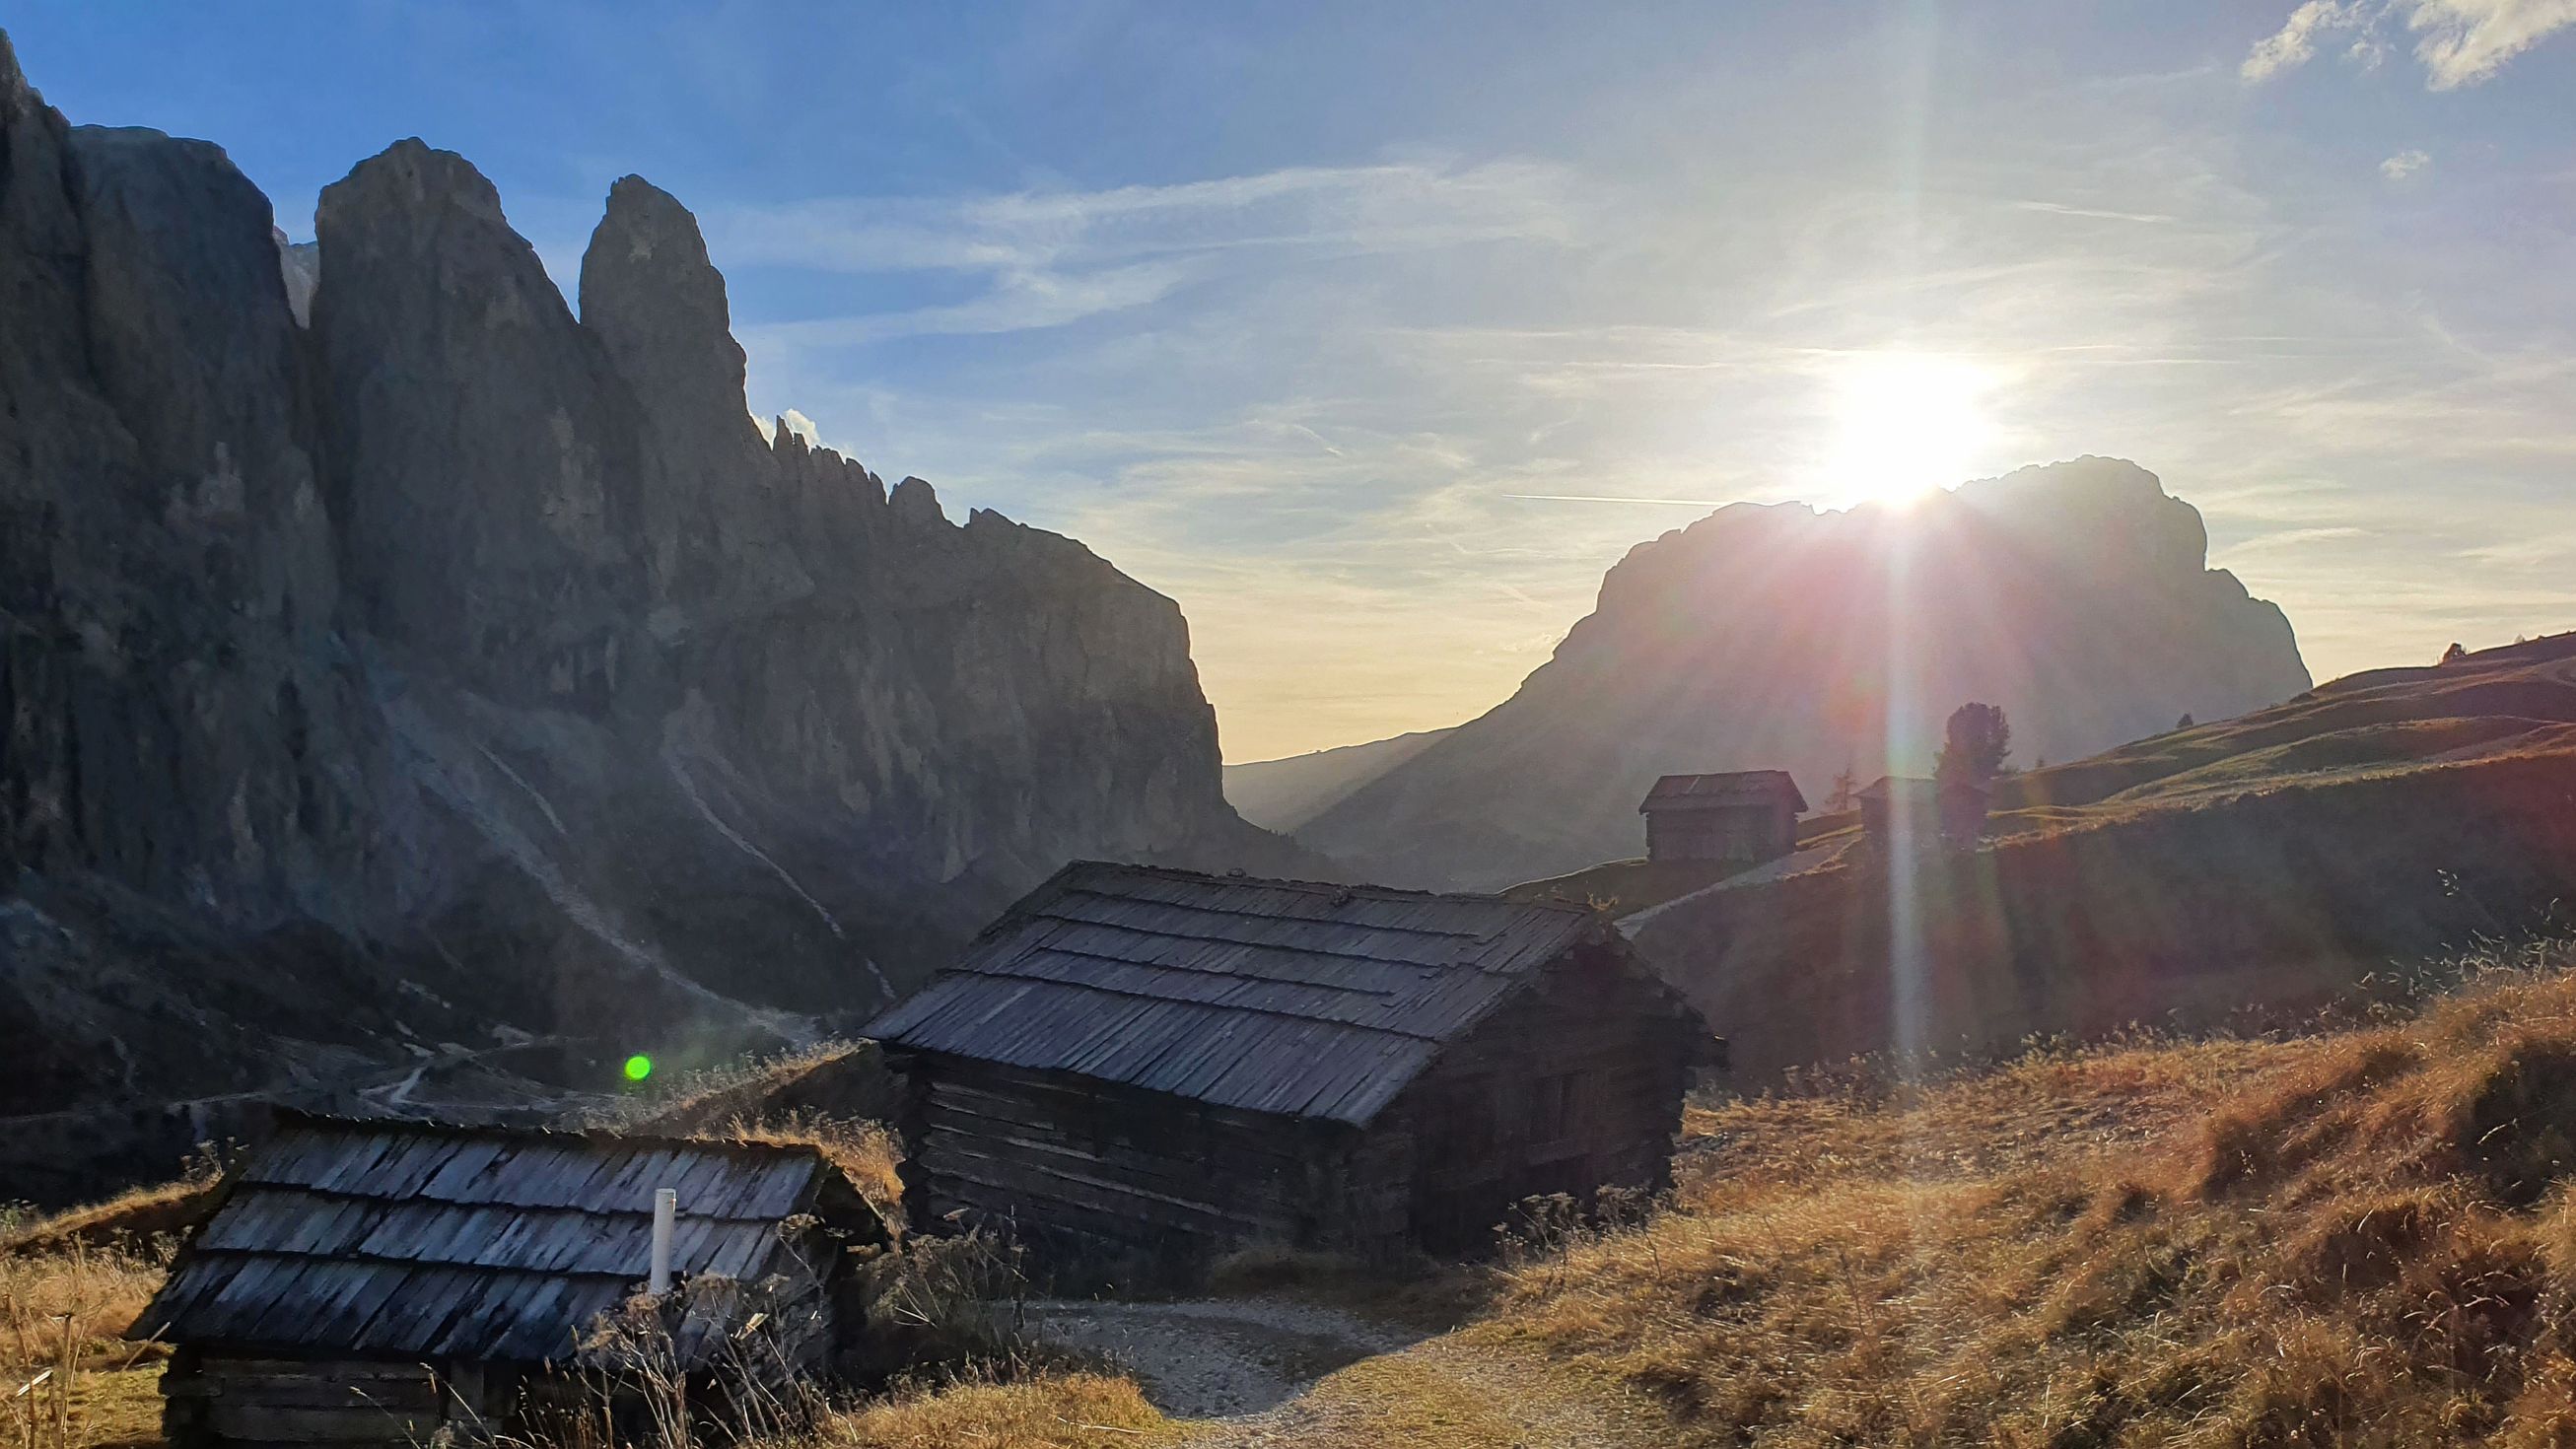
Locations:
1816;353;2000;510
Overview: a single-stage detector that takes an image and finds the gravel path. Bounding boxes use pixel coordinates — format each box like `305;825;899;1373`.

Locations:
1192;1331;1674;1449
1025;1297;1420;1417
1026;1295;1671;1447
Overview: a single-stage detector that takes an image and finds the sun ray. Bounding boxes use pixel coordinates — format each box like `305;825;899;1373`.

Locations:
1818;353;2000;510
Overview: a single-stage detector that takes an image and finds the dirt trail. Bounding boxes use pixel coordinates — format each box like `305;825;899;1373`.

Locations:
1027;1296;1670;1448
1025;1298;1419;1417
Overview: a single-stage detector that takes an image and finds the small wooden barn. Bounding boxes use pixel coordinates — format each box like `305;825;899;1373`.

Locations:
864;862;1710;1264
131;1114;887;1449
1857;775;1991;846
1637;771;1807;864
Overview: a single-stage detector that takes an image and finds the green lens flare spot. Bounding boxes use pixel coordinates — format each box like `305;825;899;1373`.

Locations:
623;1055;654;1082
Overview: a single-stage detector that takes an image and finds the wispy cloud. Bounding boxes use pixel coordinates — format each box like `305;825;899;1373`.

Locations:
2243;0;2576;88
718;160;1581;346
2380;148;2433;179
2409;0;2576;85
2244;1;2365;81
2012;200;2184;224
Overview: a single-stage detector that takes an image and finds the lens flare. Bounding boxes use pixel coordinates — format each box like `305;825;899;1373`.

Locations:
1816;353;1999;510
623;1054;654;1082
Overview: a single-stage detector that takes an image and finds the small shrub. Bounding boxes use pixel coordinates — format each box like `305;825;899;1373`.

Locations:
850;1229;1031;1382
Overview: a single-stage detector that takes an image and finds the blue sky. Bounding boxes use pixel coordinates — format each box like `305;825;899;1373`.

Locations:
11;2;2574;760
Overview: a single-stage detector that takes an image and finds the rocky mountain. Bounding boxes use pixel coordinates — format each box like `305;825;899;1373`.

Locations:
1297;458;2312;889
1222;726;1456;834
0;33;1299;1202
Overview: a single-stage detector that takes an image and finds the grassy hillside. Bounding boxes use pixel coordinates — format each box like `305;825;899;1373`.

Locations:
1630;633;2576;1080
27;944;2576;1445
1991;630;2576;822
828;941;2576;1446
1485;939;2576;1446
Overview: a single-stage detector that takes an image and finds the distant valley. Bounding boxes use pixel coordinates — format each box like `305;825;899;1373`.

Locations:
1221;726;1457;834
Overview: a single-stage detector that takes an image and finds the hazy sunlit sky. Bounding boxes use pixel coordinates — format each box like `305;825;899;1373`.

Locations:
13;2;2573;761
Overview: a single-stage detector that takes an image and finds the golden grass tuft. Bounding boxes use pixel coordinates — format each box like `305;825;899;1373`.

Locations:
802;1371;1178;1448
0;1236;170;1449
721;1111;907;1224
1484;936;2576;1446
0;1179;219;1262
615;1039;909;1230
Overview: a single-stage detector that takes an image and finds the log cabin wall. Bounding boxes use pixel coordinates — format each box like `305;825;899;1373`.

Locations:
1382;941;1698;1255
867;862;1714;1269
159;1350;464;1449
894;1056;1416;1267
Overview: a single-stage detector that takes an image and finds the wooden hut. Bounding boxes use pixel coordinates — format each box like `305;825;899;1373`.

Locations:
1637;771;1807;864
864;862;1710;1264
131;1114;888;1449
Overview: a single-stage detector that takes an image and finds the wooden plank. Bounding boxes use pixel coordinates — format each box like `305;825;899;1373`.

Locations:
920;1113;1302;1199
929;1074;1325;1160
205;1404;434;1441
170;1379;440;1412
920;1096;1314;1181
922;1144;1298;1239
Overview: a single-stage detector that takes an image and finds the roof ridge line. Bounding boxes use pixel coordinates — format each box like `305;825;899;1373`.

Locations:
218;1184;792;1220
943;972;1453;1043
993;945;1403;1000
174;1247;659;1281
1032;911;1497;969
1058;860;1599;918
268;1110;839;1165
1053;886;1500;942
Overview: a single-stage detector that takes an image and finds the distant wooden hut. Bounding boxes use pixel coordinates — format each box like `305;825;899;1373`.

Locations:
1637;771;1807;864
132;1115;888;1449
1857;775;1991;845
864;862;1709;1264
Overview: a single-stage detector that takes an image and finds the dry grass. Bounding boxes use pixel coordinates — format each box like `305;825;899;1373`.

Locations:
614;1039;909;1229
0;1236;170;1449
723;1111;907;1226
40;939;2576;1447
1487;936;2576;1446
0;1180;219;1262
804;1371;1179;1448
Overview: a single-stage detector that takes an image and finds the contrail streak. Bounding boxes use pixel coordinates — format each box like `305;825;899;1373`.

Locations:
1500;493;1734;506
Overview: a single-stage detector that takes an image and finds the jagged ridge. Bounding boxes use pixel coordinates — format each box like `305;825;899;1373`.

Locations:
0;31;1301;1203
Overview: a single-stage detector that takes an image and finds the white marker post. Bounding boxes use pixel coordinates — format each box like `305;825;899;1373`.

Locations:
649;1188;677;1295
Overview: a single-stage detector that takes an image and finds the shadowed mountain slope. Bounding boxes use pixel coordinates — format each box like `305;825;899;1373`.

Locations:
0;33;1303;1203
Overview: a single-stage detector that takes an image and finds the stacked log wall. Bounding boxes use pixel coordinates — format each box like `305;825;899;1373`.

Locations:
891;1057;1411;1265
1385;941;1698;1253
160;1351;468;1449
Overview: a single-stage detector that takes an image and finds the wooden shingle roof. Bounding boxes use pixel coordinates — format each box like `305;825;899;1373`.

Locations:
132;1115;879;1367
1638;771;1808;814
862;862;1609;1126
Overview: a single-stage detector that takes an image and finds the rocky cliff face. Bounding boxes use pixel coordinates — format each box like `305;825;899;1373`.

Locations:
0;33;1294;1202
1298;458;2312;890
